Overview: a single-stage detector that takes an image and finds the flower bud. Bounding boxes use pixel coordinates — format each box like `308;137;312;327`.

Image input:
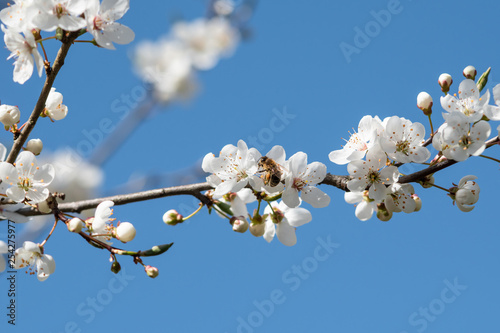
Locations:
412;194;422;212
145;265;159;278
111;261;121;274
417;92;433;115
230;216;248;233
163;209;183;226
0;104;20;127
26;138;43;155
37;200;52;214
463;65;477;80
438;73;453;94
68;217;84;233
249;222;265;237
116;222;136;242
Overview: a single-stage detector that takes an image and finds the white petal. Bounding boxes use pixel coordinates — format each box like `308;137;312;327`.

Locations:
302;186;330;208
276;221;297;246
213;179;237;197
284;207;312;227
202;153;215;172
265;145;286;164
36;254;55;281
288;152;307;175
34;163;55;185
282;188;300;208
0;162;18;183
26;187;49;204
302;162;327;184
458;79;478;100
344;191;363;204
7;187;26;202
355;201;375;221
456;202;474;213
263;220;275;243
368;183;387;201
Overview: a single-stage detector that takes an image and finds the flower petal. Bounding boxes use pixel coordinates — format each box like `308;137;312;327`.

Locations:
302;186;330;208
276;221;297;246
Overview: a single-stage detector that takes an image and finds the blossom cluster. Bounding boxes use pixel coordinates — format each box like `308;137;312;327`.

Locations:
329;115;426;221
330;67;499;221
1;0;134;84
190;140;329;246
133;16;239;103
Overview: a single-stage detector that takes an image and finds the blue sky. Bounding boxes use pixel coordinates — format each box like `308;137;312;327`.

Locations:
1;0;500;332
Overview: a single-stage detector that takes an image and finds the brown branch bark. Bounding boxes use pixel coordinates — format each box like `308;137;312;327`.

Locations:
17;182;214;216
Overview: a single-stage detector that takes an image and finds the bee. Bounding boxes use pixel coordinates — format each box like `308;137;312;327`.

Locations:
257;156;283;187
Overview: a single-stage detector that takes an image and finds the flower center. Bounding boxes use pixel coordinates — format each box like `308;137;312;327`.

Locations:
54;4;68;18
270;208;284;224
93;16;104;30
292;177;307;191
345;132;368;151
396;140;410;155
458;135;472;149
459;98;475;116
18;176;32;191
367;169;380;184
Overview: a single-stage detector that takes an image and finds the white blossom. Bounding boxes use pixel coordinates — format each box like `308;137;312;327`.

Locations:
438;113;490;161
0;151;55;203
217;188;256;220
263;200;312;246
329;115;383;165
133;40;197;104
347;148;399;201
85;0;134;50
32;0;87;32
344;190;380;221
453;175;480;212
2;24;44;84
172;17;239;70
202;140;260;197
45;87;68;121
0;0;38;30
379;116;430;163
282;152;330;208
89;200;115;243
14;241;55;281
384;183;417;214
441;78;489;123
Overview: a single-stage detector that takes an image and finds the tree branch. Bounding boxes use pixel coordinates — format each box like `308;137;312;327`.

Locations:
6;31;80;164
17;182;214;216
